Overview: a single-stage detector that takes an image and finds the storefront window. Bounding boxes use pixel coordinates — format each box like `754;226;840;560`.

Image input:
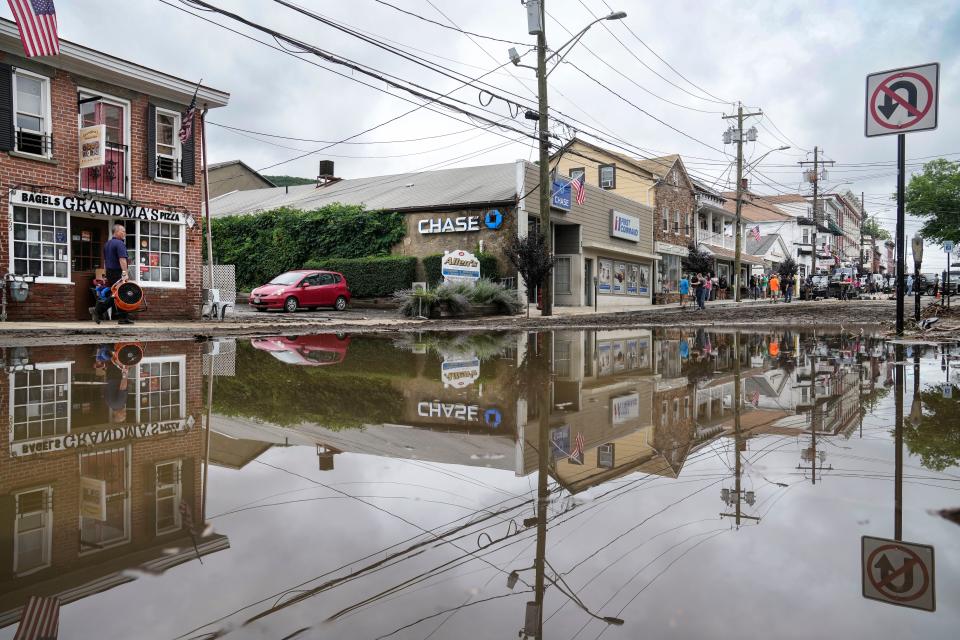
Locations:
11;365;70;443
554;257;571;294
12;206;68;278
134;221;182;284
661;254;680;292
155;460;183;535
14;487;52;575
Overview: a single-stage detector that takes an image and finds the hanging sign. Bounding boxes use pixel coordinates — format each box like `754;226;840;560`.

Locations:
551;179;571;211
611;210;641;241
441;249;481;282
79;124;107;169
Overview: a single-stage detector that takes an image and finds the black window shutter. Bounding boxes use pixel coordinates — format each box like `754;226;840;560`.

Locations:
181;111;196;185
0;494;17;581
146;103;157;179
0;64;14;152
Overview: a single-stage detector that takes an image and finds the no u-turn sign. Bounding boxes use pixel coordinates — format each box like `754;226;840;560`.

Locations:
865;63;939;137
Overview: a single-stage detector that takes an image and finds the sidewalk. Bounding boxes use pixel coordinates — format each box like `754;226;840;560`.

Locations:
536;295;792;317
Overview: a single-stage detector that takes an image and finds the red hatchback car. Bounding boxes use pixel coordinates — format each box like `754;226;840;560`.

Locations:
249;270;351;312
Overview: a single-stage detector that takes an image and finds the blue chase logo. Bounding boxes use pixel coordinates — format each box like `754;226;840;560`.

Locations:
484;209;504;230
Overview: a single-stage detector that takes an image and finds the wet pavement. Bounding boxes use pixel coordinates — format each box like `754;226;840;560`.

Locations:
0;328;958;639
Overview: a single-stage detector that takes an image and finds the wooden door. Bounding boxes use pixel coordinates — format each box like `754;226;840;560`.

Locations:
71;218;107;319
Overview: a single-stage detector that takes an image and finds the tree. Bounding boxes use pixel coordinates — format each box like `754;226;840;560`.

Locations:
264;175;315;187
778;257;798;279
902;384;960;471
504;231;554;317
861;215;892;241
905;159;960;245
682;243;713;275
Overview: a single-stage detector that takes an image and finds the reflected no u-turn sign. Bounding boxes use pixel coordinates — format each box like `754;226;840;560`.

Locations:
862;536;935;611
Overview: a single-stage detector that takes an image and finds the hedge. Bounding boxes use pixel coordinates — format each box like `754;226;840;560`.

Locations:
422;252;501;287
304;256;418;298
211;205;406;290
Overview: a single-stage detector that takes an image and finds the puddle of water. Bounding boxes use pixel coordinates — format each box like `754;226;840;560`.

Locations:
1;330;958;639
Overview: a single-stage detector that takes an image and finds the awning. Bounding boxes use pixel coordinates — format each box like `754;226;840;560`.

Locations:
698;244;765;266
827;220;843;236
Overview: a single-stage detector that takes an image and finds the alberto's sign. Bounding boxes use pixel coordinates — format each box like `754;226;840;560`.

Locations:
10;190;185;225
441;249;481;282
11;418;193;457
441;357;481;389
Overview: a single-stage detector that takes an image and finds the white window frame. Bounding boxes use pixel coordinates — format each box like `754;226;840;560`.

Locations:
13;485;53;576
661;207;668;232
131;355;187;421
12;68;52;158
599;164;615;189
123;220;187;289
8;204;72;285
77;87;132;200
154;107;182;183
154;459;183;535
673;210;681;233
8;362;72;447
78;446;131;555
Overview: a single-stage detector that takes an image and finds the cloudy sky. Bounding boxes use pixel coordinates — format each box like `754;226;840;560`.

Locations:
4;0;958;267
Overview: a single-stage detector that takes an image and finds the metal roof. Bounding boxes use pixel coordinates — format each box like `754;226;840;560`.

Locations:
210;162;519;217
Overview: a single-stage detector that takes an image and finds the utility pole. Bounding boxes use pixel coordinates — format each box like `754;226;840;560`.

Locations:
798;343;832;483
722;104;761;301
535;0;553;317
799;148;834;279
720;333;759;526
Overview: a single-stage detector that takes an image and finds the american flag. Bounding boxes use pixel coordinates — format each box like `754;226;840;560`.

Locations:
7;0;59;58
571;431;585;461
751;389;760;407
751;225;761;242
570;175;586;205
178;81;201;144
13;595;60;640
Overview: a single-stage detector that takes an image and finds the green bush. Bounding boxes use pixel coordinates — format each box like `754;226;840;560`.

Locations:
304;256;417;298
394;279;521;317
212;205;406;290
422;252;500;287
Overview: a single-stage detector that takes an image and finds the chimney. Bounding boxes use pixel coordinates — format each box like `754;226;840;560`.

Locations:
316;160;339;188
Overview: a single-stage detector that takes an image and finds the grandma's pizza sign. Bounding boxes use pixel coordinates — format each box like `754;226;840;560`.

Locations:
10;190;186;225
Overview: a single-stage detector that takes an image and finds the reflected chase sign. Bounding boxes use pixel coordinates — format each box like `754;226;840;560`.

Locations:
11;190;185;224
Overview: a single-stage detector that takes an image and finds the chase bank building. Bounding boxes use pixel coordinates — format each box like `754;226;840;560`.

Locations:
210;159;657;310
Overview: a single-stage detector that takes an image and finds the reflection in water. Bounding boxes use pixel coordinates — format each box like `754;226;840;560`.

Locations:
0;331;958;638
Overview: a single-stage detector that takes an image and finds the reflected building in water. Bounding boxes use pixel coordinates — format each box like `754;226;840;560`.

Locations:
0;341;228;631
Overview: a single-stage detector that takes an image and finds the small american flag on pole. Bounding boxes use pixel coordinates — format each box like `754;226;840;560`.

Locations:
751;389;760;407
7;0;59;58
570;175;586;205
13;595;60;640
570;431;585;463
178;81;202;144
751;225;761;242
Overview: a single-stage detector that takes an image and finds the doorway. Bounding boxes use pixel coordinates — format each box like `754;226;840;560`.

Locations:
71;217;107;320
584;258;593;307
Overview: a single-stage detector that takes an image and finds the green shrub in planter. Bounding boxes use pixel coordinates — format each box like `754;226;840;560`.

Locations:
394;278;521;317
304;256;417;298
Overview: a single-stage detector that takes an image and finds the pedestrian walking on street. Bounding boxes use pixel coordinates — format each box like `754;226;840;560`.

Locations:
679;273;690;308
760;274;768;299
710;274;719;301
784;278;794;303
693;272;705;310
704;274;713;307
769;274;780;302
907;274;914;296
718;274;728;300
95;224;134;325
934;276;940;299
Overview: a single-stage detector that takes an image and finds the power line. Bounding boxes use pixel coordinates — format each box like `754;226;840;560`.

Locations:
370;0;527;46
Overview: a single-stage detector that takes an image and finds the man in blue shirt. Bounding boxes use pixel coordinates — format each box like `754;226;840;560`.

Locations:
96;224;134;324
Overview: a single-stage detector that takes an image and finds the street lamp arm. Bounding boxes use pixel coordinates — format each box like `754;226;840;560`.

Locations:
542;11;626;77
744;146;790;175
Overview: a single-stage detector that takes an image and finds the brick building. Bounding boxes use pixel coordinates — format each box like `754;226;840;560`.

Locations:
0;19;229;320
0;340;227;630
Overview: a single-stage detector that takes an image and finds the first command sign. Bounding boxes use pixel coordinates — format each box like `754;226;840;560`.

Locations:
865;63;939;137
861;536;935;611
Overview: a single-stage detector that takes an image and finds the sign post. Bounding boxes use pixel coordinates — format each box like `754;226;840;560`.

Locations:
945;240;954;309
865;62;939;335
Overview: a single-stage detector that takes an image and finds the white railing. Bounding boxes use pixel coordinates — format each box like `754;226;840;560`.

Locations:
696;229;736;250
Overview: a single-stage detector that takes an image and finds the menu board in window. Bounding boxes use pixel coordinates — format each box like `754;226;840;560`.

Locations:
613;262;626;294
638;264;651;296
598;341;613;376
613;341;626;372
598;259;612;294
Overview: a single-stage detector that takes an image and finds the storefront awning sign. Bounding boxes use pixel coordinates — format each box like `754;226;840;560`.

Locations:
10;190;186;225
11;417;194;457
441;249;481;282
